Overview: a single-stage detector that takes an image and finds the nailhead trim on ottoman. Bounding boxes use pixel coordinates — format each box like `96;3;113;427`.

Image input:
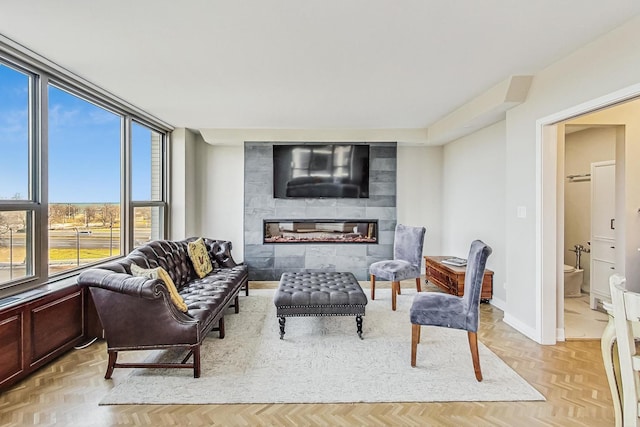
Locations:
273;271;368;339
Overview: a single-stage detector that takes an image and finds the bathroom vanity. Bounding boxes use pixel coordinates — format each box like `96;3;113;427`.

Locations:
424;256;493;302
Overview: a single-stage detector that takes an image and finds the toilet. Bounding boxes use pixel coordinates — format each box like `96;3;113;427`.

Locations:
564;264;583;298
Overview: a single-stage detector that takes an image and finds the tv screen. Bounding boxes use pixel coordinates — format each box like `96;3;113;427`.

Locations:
273;144;370;198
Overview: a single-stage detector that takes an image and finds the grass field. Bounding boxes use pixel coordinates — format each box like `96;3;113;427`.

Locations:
0;247;121;262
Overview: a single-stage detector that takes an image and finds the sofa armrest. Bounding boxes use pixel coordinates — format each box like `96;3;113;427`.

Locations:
208;239;240;268
78;268;165;300
78;268;201;350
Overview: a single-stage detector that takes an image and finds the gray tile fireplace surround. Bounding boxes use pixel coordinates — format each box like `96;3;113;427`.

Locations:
244;142;397;281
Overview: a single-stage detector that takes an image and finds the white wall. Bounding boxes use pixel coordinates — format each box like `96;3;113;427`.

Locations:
170;128;198;239
397;145;443;259
504;14;640;341
441;120;507;307
196;141;245;261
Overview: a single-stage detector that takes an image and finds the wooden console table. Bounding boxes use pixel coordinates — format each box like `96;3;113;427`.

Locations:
424;256;493;302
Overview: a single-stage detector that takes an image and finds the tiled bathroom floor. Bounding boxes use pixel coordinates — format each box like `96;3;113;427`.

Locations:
564;294;609;339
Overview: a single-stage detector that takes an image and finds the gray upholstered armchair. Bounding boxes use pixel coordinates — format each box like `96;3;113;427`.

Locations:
409;239;492;381
369;224;426;310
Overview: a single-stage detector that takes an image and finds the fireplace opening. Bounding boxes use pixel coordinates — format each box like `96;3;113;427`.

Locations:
264;219;378;244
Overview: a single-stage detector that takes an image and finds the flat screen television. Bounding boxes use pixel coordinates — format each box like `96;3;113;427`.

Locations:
273;144;370;198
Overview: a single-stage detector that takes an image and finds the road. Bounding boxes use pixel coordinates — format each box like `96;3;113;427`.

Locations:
0;229;150;249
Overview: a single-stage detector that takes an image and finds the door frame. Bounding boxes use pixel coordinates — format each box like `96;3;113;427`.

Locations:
536;82;640;344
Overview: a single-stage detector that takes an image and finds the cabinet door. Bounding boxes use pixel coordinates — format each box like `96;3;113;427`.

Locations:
590;160;616;309
591;161;616;241
591;259;616;308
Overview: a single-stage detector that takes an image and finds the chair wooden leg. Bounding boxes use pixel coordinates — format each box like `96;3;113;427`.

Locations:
468;331;483;381
397;281;401;294
370;274;376;300
392;281;399;310
411;324;420;367
415;277;422;292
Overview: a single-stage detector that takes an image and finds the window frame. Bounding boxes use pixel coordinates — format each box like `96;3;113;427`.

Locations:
0;46;172;295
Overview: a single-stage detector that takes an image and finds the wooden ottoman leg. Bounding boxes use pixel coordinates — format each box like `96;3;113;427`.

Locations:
356;315;364;339
279;316;286;339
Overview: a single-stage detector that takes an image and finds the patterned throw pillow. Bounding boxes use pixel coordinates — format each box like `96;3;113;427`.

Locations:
130;263;188;312
187;237;214;278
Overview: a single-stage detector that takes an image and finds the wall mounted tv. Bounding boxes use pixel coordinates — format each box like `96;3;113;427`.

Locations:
273;144;370;198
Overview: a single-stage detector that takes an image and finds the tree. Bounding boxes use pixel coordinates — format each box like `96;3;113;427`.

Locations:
100;203;120;227
84;206;96;227
48;204;67;227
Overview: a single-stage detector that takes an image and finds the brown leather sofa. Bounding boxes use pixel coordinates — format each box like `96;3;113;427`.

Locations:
77;237;248;378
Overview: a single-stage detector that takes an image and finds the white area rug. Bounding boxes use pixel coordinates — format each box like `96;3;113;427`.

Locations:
100;289;545;405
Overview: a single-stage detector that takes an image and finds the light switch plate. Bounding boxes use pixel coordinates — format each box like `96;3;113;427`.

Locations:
517;206;527;218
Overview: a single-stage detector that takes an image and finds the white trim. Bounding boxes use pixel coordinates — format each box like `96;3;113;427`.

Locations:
535;82;640;345
556;328;566;342
504;313;538;342
489;296;506;311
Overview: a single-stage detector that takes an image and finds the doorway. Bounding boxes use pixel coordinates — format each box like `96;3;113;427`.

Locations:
562;126;615;339
536;86;640;345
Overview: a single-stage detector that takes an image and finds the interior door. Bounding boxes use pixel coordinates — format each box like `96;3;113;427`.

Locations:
590;160;616;309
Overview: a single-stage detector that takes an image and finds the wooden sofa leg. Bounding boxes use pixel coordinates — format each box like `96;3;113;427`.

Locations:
370;274;376;300
193;345;201;378
234;295;240;314
105;350;117;379
416;277;422;292
218;317;225;339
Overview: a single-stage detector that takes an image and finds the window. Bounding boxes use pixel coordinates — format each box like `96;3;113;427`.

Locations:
131;122;166;247
0;63;34;284
48;85;122;274
0;51;170;291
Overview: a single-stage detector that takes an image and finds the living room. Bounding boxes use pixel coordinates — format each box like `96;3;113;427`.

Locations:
2;1;640;425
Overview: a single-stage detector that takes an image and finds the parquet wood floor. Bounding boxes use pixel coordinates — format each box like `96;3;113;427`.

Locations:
0;280;615;426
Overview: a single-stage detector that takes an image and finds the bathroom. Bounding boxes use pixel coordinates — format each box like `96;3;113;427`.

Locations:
563;125;616;339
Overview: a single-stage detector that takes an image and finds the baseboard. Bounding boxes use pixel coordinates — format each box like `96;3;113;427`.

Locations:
503;313;540;343
489;296;506;311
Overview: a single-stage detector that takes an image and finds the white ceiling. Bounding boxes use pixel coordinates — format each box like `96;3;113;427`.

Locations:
1;1;639;131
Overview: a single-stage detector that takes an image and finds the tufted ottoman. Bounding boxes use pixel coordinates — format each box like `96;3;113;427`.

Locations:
273;271;368;339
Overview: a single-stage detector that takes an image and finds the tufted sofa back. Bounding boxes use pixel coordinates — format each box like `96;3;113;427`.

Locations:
89;237;239;290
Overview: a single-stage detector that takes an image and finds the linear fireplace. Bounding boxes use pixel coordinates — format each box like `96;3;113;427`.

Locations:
264;219;378;244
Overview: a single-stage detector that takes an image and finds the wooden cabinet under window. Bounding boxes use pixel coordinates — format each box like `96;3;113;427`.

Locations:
424;256;493;302
0;285;90;391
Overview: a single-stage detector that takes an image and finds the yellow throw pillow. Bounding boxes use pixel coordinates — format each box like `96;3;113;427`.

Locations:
187;238;213;278
130;264;188;313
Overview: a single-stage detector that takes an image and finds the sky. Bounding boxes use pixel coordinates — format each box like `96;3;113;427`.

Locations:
0;63;154;203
